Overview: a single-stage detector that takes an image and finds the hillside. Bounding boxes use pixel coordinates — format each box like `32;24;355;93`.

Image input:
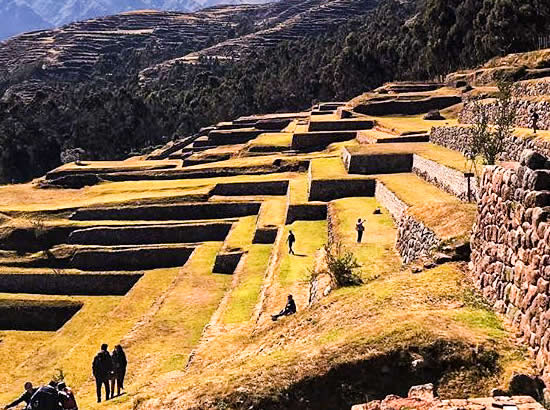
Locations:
0;0;548;187
2;49;550;408
0;0;276;40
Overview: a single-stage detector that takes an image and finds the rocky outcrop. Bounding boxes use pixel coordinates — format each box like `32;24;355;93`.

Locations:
352;383;544;410
471;150;550;383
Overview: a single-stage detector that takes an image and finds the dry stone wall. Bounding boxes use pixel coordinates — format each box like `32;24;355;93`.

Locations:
412;154;478;201
471;150;550;382
430;125;550;161
374;182;441;264
459;99;550;131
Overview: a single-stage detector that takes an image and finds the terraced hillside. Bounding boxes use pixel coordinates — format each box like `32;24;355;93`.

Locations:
0;76;547;409
139;0;380;81
0;0;380;90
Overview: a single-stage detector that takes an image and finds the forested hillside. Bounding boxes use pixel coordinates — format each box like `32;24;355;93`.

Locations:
0;0;548;183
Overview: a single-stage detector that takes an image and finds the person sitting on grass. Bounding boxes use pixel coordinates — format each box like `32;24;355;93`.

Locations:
272;294;297;321
3;382;37;409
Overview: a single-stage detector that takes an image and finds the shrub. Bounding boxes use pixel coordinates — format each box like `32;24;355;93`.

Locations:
469;80;517;166
322;241;363;287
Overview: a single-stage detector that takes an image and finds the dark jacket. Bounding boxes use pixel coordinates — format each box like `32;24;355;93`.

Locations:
29;385;62;410
285;298;296;314
5;388;37;408
92;350;113;379
112;348;127;372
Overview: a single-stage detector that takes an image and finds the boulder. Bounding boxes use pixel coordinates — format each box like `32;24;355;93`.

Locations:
521;150;547;170
423;110;445;120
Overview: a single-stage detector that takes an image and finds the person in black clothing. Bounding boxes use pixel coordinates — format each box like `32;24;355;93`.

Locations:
28;383;62;410
287;230;296;255
531;109;539;134
356;218;365;243
4;382;37;409
272;294;297;321
111;345;127;397
93;343;113;403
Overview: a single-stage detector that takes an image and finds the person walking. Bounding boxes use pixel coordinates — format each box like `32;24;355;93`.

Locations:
287;230;296;255
57;382;78;410
92;344;113;403
531;108;539;134
356;218;365;243
4;382;37;409
111;345;127;397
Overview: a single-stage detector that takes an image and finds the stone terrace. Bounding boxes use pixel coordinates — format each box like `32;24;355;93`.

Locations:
0;79;546;408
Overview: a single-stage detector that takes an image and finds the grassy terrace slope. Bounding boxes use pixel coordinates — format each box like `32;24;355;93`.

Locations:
0;79;540;410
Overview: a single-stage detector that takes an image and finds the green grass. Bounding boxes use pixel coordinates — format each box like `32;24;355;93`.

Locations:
309;157;348;179
329;198;401;282
224;215;258;251
279;221;327;287
257;199;287;228
288;175;310;204
222;244;273;324
249;133;293;148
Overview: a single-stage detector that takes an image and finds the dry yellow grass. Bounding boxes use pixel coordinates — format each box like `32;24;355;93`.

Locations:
377;173;476;240
347;142;474;173
370;115;459;135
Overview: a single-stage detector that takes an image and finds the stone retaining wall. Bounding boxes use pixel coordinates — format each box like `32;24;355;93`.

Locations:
430;125;550;161
212;181;289;196
285;203;327;224
412;154;478;202
71;245;195;271
374;181;440;264
396;215;442;264
470;150;550;382
0;273;142;295
309;178;375;201
0;300;83;331
374;182;408;220
71;202;261;221
459;99;550;131
292;131;357;150
68;223;232;245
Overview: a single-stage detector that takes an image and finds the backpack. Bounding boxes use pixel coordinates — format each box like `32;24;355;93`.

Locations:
29;386;62;410
59;389;77;409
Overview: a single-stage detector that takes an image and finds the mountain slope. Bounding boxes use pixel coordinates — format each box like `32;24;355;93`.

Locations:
0;0;51;40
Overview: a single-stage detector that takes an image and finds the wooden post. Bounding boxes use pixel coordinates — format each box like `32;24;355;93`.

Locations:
464;172;474;202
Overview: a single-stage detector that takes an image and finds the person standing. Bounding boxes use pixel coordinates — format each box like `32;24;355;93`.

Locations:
531;108;539;134
4;382;37;409
92;344;113;403
111;345;127;397
356;218;365;243
287;230;296;255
